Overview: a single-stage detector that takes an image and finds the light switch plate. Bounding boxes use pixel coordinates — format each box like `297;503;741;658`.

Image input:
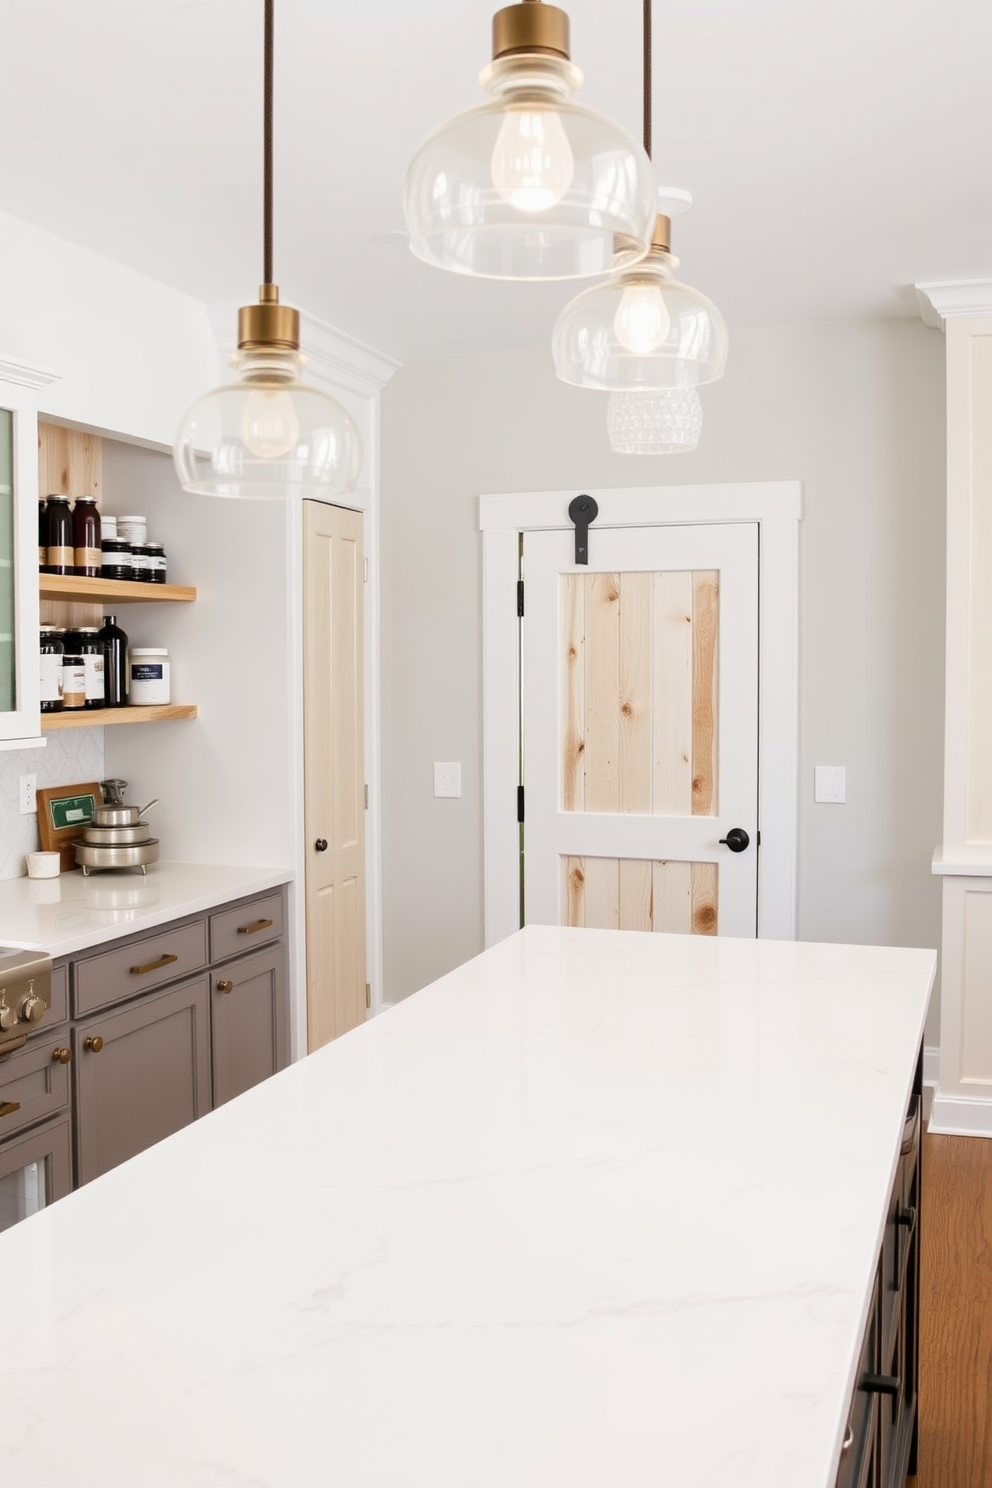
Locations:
814;765;846;804
434;762;461;798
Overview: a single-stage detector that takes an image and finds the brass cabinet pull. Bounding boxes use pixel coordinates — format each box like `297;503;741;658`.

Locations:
216;979;234;995
237;918;274;936
52;1047;71;1065
84;1036;104;1054
0;1100;22;1118
129;953;179;976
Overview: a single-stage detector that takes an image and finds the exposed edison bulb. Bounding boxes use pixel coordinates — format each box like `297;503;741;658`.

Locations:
239;386;302;460
613;284;672;354
490;106;575;212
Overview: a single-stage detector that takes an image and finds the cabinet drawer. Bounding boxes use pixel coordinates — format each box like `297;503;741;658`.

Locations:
74;919;207;1017
0;1033;72;1139
209;892;284;962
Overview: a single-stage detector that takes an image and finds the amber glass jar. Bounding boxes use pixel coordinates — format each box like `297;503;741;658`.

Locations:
45;495;73;575
72;496;102;577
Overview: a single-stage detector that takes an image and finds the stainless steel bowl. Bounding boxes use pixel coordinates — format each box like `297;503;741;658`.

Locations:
92;797;159;828
74;838;160;875
81;823;153;846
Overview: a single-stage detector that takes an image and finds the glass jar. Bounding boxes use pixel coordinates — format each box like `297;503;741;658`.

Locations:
45;495;73;575
39;625;64;712
72;496;102;577
60;631;87;710
75;626;105;710
117;515;147;545
129;647;171;705
145;541;167;584
38;498;48;572
98;614;129;707
101;538;133;582
130;542;153;582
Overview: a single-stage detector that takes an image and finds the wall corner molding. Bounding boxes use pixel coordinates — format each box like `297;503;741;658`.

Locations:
0;355;62;389
916;280;992;329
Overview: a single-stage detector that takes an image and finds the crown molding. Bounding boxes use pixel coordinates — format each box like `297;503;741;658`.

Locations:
0;355;62;389
916;280;992;330
204;302;400;396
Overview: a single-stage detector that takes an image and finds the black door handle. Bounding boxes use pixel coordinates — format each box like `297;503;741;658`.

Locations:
718;827;750;853
315;838;328;852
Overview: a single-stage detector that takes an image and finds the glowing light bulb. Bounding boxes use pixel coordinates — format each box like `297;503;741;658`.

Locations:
613;284;671;354
491;106;575;213
239;387;302;460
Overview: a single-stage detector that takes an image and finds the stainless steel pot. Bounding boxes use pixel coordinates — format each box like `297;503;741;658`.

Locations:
81;823;153;846
74;838;160;875
92;797;159;828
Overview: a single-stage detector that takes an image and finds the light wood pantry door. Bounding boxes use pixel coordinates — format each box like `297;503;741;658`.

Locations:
303;500;366;1051
523;522;759;936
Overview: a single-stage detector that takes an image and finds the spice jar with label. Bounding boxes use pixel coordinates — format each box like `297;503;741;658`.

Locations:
100;538;133;581
72;496;102;577
45;495;73;575
75;627;105;709
117;515;147;545
60;632;87;711
130;542;152;582
129;647;171;705
38;498;48;571
39;625;64;712
146;541;167;584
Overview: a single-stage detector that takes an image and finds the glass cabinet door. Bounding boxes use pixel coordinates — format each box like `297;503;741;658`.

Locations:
0;381;40;742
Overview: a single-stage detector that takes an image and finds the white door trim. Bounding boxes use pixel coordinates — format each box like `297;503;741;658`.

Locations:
480;482;802;947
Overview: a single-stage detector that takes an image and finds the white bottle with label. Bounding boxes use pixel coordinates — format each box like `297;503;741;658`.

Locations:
129;648;171;706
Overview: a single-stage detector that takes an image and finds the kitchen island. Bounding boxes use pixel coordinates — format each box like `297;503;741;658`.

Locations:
0;925;934;1487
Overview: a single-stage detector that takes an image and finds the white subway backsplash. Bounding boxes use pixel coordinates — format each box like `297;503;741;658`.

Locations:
0;731;105;879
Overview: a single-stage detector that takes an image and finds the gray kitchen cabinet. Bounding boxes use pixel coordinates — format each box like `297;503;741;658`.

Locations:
0;1113;72;1232
211;943;289;1108
74;975;212;1186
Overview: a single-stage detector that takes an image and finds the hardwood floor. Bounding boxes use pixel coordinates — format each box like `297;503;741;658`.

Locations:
910;1129;992;1486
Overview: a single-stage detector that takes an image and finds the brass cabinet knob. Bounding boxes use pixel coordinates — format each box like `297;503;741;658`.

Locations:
52;1047;71;1065
217;979;234;995
84;1035;104;1053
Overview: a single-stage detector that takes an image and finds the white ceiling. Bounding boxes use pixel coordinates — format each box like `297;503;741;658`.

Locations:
1;0;989;364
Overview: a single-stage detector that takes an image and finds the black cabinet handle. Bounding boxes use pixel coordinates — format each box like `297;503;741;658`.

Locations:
315;838;328;853
718;827;750;853
861;1373;900;1397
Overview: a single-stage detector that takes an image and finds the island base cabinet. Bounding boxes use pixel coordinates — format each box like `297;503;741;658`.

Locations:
211;945;289;1108
74;977;211;1186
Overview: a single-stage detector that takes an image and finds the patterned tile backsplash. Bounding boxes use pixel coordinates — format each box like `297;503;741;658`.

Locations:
0;730;105;879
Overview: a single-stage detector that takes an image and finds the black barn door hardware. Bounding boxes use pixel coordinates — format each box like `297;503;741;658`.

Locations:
568;495;599;565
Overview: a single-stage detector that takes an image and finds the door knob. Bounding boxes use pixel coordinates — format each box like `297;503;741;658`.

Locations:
314;838;328;852
718;827;750;853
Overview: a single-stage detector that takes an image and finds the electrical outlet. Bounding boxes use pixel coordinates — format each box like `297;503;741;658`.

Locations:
19;773;37;815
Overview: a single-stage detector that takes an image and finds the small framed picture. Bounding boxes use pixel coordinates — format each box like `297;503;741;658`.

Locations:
36;782;102;871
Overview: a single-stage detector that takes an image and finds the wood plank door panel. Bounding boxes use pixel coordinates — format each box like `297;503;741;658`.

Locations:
303;500;366;1051
524;523;759;936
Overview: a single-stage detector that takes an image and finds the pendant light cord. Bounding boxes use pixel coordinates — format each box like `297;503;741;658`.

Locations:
263;0;274;286
643;0;652;159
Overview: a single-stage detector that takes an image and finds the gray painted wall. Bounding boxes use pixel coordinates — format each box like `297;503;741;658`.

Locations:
379;318;946;1041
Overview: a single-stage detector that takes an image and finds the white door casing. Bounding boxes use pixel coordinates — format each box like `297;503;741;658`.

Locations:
480;483;802;947
523;523;759;935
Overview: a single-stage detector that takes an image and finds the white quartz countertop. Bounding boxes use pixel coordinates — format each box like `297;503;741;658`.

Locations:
0;926;935;1488
0;861;294;957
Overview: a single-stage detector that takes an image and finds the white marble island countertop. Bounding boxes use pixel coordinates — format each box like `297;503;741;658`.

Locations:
0;860;293;957
0;925;934;1487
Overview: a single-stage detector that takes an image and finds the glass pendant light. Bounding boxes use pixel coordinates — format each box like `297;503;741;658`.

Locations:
403;0;657;281
551;0;727;394
174;0;361;500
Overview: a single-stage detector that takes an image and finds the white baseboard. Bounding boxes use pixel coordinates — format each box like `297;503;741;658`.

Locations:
928;1090;992;1138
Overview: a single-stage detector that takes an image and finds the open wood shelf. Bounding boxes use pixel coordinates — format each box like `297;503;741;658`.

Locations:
42;704;198;731
39;574;196;605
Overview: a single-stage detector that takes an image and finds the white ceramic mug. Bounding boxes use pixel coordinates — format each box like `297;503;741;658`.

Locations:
26;850;61;879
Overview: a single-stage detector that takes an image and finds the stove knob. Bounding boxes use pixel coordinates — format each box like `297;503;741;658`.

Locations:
0;1003;17;1030
18;996;46;1024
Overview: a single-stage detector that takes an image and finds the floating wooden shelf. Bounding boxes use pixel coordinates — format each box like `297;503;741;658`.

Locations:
42;704;198;731
39;575;196;605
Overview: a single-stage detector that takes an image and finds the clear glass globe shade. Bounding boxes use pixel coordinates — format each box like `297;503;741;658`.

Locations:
607;388;703;455
239;386;302;460
490;105;575;212
553;252;728;390
404;55;656;280
174;352;362;501
613;283;671;354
